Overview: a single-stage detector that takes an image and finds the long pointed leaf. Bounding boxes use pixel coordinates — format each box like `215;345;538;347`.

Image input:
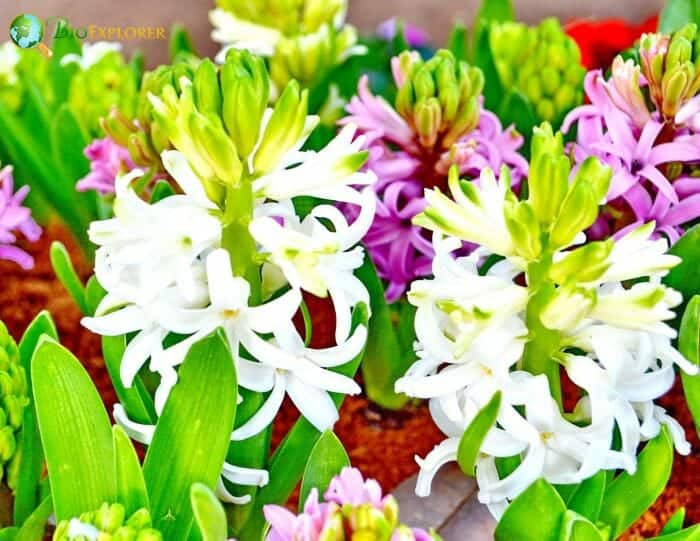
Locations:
50;241;87;315
679;296;700;435
113;426;149;516
495;479;566;541
14;496;52;541
191;483;227;541
14;312;57;525
299;431;349;510
457;391;501;476
143;330;237;540
566;471;606;523
32;340;115;520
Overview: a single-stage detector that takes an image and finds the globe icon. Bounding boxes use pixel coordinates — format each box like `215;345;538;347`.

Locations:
9;14;44;50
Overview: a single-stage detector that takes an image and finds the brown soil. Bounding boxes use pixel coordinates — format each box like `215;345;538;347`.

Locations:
1;224;698;538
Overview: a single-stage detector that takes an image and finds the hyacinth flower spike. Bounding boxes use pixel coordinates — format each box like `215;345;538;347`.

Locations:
80;51;375;503
0;166;41;270
397;124;696;517
341;49;528;301
564;24;700;242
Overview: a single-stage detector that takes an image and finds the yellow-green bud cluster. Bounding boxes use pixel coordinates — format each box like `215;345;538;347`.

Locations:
68;50;138;138
640;23;700;119
102;60;199;170
490;18;585;124
505;123;611;260
216;0;345;37
319;497;441;541
0;45;50;113
395;49;484;151
149;49;313;203
0;322;28;490
53;504;162;541
269;24;359;91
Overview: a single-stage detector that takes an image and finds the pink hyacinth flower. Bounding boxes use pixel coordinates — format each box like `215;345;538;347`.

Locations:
77;137;135;195
0;166;41;269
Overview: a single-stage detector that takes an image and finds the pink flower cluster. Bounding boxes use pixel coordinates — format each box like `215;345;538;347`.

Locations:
0;166;41;269
77;137;135;195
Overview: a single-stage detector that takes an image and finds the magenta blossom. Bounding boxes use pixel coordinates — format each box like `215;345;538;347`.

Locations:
340;75;528;301
264;468;437;541
77;137;135;195
0;166;41;269
376;18;430;48
564;67;700;243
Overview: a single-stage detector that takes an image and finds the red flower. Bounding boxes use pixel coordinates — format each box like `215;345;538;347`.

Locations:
565;15;658;70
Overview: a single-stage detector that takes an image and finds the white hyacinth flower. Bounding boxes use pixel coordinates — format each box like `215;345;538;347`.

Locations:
209;8;283;60
0;42;20;85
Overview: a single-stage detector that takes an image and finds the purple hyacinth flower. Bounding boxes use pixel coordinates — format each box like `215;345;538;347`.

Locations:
377;17;430;48
341;75;528;301
77;137;135;195
0;166;41;270
564;66;700;243
324;466;389;508
264;489;330;541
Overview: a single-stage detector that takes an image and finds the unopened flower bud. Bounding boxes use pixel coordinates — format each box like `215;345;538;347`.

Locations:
53;505;162;541
540;286;596;331
193;59;222;117
548;240;613;285
505;201;542;260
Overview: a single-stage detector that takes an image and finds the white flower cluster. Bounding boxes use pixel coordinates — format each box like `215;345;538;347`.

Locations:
398;168;697;518
82;123;375;504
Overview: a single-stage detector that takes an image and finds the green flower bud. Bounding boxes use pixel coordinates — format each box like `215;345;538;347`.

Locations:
505;201;542;260
188;112;242;186
540;285;596;331
490;18;584;126
548;240;613;285
528;124;570;227
550;157;611;249
0;322;27;490
662;68;691;118
53;505;162;541
221;49;270;159
254;81;315;174
193;59;223;118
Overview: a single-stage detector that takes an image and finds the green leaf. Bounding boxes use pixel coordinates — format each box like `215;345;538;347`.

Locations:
474;24;505;112
649;525;700;541
299;431;349;510
150;180;176;203
499;91;537;151
447;23;469;61
356;257;410;409
558;510;605;541
143;330;237;540
50;241;88;315
566;471;606;523
664;225;700;327
14;312;57;525
390;20;410;54
32;339;115;520
659;0;700;33
661;508;687;535
237;304;369;541
0;528;17;541
84;276;107;317
599;427;674;538
51;105;90;189
14;496;52;541
472;0;514;65
457;391;501;476
169;24;198;61
101;335;156;425
191;483;228;541
495;479;566;541
679;296;700;435
130;50;145;89
19;82;51;150
113;426;149;516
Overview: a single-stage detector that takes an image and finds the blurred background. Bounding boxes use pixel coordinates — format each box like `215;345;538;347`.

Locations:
2;0;664;65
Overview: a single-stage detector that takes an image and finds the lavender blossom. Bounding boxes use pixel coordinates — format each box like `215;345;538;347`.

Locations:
0;166;41;269
376;18;430;48
77;137;135;195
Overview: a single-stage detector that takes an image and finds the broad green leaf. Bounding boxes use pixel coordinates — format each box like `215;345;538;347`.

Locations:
457;391;501;476
169;24;198;61
49;20;81;103
649;525;700;540
499;91;537;151
113;426;149;516
661;508;687;535
14;496;52;541
14;312;57;525
664;225;700;328
559;510;605;541
566;471;606;523
299;431;349;510
659;0;699;33
447;23;469;62
150;180;176;203
679;296;700;435
356;257;410;409
0;528;17;541
19;82;51;150
495;479;566;541
191;483;228;541
237;304;369;541
472;0;514;66
101;335;156;425
143;330;237;540
130;50;145;89
391;20;410;54
51;105;90;191
599;428;674;538
32;339;115;520
50;242;88;315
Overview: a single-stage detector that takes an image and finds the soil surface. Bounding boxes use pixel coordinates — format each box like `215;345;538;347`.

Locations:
1;223;698;539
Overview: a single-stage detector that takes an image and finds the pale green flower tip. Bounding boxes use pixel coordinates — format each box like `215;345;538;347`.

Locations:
53;505;162;541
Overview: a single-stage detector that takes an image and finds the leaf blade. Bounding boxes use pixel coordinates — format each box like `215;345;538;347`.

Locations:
299;431;349;510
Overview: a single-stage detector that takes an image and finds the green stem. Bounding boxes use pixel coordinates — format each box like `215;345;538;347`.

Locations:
221;181;261;304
